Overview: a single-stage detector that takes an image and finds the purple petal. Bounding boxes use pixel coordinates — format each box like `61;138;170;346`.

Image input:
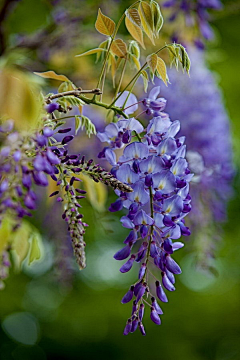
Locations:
123;319;132;335
115;92;138;115
162;272;175;291
150;307;161;325
156;281;168;302
121;286;134;303
120;255;136;273
165;255;182;274
113;244;132;260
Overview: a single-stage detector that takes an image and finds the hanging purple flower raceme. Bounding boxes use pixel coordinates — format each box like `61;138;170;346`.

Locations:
0;119;132;271
98;87;192;335
158;47;233;268
163;0;223;48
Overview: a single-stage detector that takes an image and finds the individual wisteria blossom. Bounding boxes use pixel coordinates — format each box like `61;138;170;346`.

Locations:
163;0;223;48
158;47;233;268
98;87;192;335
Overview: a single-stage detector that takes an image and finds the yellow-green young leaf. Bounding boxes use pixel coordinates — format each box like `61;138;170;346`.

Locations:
129;41;140;60
12;222;31;269
0;68;41;130
151;1;163;37
75;115;81;135
0;217;11;253
111;39;128;58
76;174;107;212
141;70;149;92
95;8;115;36
138;1;155;45
75;48;107;58
156;57;168;85
28;233;42;265
125;14;145;49
97;39;111;62
125;8;142;27
147;53;158;74
34;70;70;82
129;53;141;71
58;81;70;93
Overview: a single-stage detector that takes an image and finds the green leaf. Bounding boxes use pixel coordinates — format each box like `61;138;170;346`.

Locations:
95;8;115;37
147;53;158;74
75;115;96;137
111;39;128;58
150;1;163;38
138;1;155;45
125;9;145;49
179;45;191;74
58;96;84;107
78;174;107;212
58;81;69;93
0;69;42;130
75;48;107;58
141;70;149;92
75;115;81;135
0;217;11;253
156;57;168;85
129;53;141;71
28;233;42;265
129;41;140;60
34;70;70;82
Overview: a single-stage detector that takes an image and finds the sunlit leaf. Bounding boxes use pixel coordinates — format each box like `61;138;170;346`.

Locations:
0;217;11;253
129;53;141;71
12;223;31;268
58;81;70;93
95;8;115;37
129;41;140;60
77;174;107;212
75;115;81;135
75;48;107;58
151;1;163;38
28;233;42;265
34;70;70;82
0;68;41;130
97;39;111;62
75;115;96;137
125;13;145;49
147;53;158;74
125;8;142;27
156;57;168;85
138;1;155;45
111;39;128;58
141;70;149;92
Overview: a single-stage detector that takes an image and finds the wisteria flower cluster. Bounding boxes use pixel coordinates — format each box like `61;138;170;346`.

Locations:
159;47;233;268
98;87;192;335
0;0;194;335
0;114;132;276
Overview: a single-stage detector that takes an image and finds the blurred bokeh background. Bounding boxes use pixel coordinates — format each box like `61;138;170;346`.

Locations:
0;0;240;359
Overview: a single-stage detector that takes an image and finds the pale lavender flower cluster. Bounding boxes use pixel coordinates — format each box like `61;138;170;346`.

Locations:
98;87;192;335
159;47;233;266
163;0;222;48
